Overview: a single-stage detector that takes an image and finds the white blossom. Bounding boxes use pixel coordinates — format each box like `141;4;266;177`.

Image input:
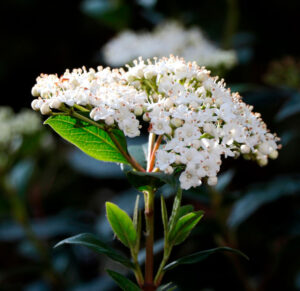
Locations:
31;56;280;190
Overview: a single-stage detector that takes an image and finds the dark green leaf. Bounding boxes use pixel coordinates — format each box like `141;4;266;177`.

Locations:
168;211;204;246
228;174;300;227
163;247;249;271
106;269;141;291
54;233;134;269
276;92;300;121
125;170;178;191
106;202;137;249
45;115;128;164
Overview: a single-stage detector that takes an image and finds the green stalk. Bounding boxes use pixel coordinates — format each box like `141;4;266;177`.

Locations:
143;188;156;291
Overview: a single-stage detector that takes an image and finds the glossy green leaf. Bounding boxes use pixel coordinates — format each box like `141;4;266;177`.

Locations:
106;202;137;249
54;233;134;269
168;211;204;246
44;115;129;164
106;269;141;291
163;246;249;271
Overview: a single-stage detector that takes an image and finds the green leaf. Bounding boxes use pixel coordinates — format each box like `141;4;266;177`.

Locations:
168;188;182;233
44;115;129;164
106;202;137;249
163;246;249;271
161;196;168;237
54;233;134;269
168;211;204;246
177;205;194;218
106;269;141;291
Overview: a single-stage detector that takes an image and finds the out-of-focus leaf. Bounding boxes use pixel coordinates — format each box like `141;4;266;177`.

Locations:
138;238;164;264
163;247;249;271
215;170;235;192
228;174;300;228
0;212;90;241
7;159;34;196
81;0;131;30
128;144;147;169
71;276;116;291
276;92;300;121
106;270;141;291
55;233;135;269
106;202;137;249
68;149;125;178
45;115;129;164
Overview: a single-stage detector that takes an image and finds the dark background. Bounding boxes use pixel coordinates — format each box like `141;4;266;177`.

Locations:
0;0;300;290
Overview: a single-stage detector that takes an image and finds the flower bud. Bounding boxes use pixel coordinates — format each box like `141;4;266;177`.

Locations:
192;139;201;149
31;99;39;111
269;150;278;160
40;103;51;115
171;118;183;128
134;105;143;116
258;142;272;155
31;86;40;97
49;99;62;109
165;98;174;110
207;176;218;186
105;116;114;126
241;144;250;154
165;166;174;175
143;113;150;122
257;156;268;167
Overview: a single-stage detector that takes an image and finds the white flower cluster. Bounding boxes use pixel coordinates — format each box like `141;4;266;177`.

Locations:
103;21;237;69
31;56;280;190
0;107;41;150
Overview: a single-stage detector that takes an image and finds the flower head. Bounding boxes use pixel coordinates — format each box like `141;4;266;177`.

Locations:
31;56;280;189
102;21;237;69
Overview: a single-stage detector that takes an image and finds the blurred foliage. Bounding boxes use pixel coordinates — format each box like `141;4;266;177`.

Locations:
1;0;300;290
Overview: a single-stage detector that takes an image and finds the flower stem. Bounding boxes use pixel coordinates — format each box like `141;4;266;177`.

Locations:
143;188;156;291
148;135;163;172
147;133;156;171
154;247;171;287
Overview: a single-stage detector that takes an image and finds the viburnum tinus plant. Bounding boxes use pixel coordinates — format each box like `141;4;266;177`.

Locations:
31;56;280;291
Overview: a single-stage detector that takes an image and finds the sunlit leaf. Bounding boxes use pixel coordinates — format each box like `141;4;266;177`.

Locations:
45;115;129;164
106;202;137;249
